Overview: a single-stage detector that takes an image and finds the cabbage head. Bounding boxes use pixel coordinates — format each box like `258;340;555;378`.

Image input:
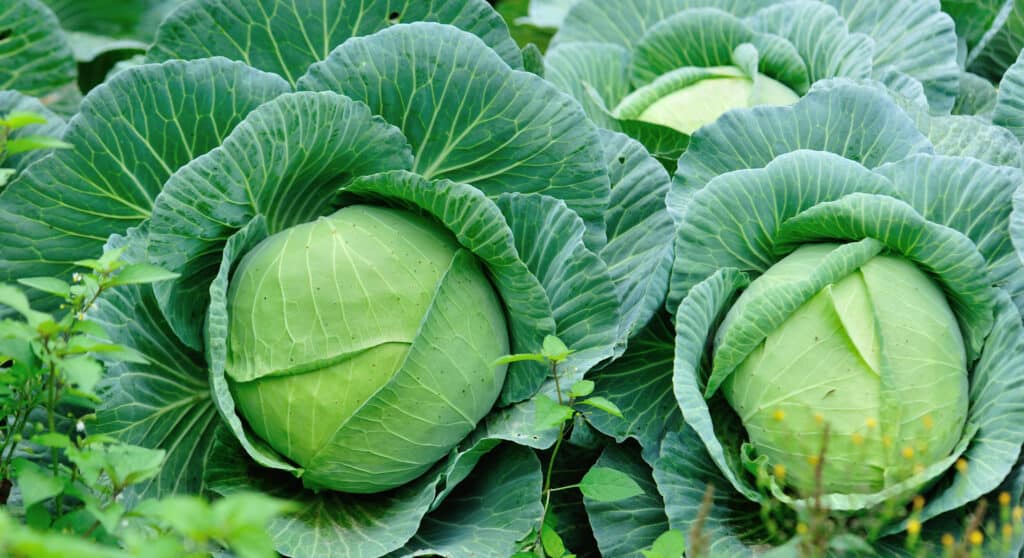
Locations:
225;206;509;493
716;243;968;496
544;0;960;164
649;80;1024;554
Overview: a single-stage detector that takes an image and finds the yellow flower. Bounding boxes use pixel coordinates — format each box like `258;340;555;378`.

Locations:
807;455;820;467
940;533;955;547
901;446;915;460
865;417;877;429
968;530;983;546
773;409;786;422
851;432;864;445
955;458;968;474
922;414;934;429
796;523;808;535
912;495;925;511
906;519;921;536
772;464;786;482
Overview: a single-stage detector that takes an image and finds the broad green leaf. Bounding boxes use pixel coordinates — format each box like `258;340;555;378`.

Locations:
956;0;1024;82
15;277;69;298
552;0;694;50
544;42;632;131
654;429;773;557
535;395;575;431
772;193;995;361
597;130;673;346
941;0;1004;51
671;81;930;215
388;445;543;558
0;59;290;314
204;217;295;474
629;9;807;92
148;91;412;349
299;23;611;246
542;442;602;557
208;428;436;558
876;155;1024;313
583;443;670;557
669;150;896;311
0;0;75;97
672;269;760;502
208;405;547;557
583;313;681;460
42;0;180;41
93;229;222;498
13;458;65;508
994;50;1024;142
578;466;644;502
495;193;620;387
149;0;524;85
747;1;872;83
823;0;961;112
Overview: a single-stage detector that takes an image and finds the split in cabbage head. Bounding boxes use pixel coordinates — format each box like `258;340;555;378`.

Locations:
660;80;1024;553
544;0;961;164
0;1;674;555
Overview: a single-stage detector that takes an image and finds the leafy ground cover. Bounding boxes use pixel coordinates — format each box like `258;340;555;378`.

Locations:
3;1;1024;557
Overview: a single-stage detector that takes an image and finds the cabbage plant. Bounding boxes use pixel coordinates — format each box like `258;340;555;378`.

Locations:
0;1;674;556
657;80;1024;554
543;0;961;164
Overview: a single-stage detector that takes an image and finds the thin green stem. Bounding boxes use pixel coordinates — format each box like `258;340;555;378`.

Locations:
550;360;563;406
537;421;566;544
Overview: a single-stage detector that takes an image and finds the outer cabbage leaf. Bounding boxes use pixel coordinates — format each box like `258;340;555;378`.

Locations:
0;0;76;97
297;22;610;246
582;441;671;557
148;0;524;84
0;58;290;312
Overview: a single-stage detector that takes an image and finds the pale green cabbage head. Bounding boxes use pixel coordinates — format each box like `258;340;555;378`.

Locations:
717;243;969;495
225;205;509;493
